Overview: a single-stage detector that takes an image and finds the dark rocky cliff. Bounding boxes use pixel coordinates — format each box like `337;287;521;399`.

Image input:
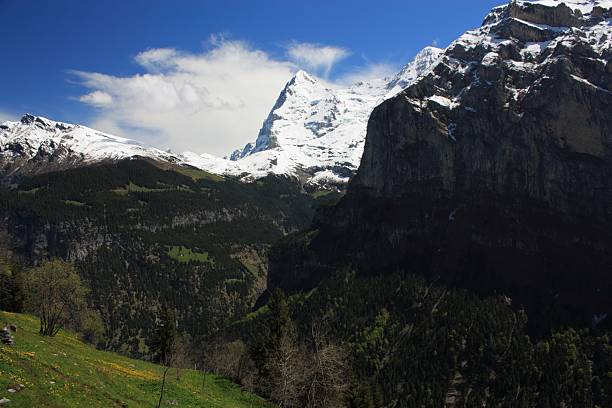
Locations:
268;0;612;329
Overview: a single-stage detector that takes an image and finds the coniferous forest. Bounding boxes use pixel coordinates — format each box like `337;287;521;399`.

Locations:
0;159;319;354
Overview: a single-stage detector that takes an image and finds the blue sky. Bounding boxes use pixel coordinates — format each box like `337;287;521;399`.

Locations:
0;0;502;155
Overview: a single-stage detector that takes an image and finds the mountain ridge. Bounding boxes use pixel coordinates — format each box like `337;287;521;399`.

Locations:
0;46;443;187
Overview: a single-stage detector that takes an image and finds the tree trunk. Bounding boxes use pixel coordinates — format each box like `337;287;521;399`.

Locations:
157;366;170;408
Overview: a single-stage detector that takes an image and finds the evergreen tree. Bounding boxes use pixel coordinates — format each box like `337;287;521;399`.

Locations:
251;289;293;376
150;306;177;365
250;289;305;406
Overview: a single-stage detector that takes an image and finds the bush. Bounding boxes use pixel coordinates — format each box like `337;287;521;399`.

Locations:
205;340;256;390
78;309;106;346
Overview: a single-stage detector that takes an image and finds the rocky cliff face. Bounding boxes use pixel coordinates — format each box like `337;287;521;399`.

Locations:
268;0;612;330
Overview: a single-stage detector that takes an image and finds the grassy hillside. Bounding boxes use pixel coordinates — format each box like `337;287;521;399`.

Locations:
0;311;274;408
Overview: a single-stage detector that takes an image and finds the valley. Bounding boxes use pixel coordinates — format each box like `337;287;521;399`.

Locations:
1;0;611;407
0;159;318;356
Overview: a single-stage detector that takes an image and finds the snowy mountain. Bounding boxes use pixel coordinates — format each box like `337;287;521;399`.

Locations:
0;47;442;186
0;114;187;180
204;46;444;187
268;0;612;344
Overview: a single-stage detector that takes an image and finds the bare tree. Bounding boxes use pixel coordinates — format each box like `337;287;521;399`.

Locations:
171;336;191;380
266;331;306;408
305;322;350;408
0;236;11;305
158;366;171;408
157;336;191;408
205;339;256;389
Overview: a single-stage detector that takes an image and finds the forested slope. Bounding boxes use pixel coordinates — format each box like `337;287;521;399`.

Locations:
0;159;317;356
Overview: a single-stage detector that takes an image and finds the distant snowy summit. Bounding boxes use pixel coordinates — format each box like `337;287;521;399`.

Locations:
210;46;444;188
0;114;184;180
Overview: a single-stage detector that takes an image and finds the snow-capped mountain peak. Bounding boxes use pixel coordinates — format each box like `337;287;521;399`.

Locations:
0;114;185;179
1;114;169;159
239;69;332;159
213;46;444;187
291;69;318;85
386;46;445;96
483;0;612;26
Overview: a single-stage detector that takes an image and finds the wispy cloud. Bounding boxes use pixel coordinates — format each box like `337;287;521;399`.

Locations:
133;48;180;72
286;42;350;78
72;37;392;156
78;90;113;107
336;62;397;86
0;110;17;123
72;37;296;156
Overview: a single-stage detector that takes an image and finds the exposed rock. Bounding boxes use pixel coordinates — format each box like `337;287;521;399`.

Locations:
492;17;563;42
0;327;14;345
507;1;583;27
20;114;34;124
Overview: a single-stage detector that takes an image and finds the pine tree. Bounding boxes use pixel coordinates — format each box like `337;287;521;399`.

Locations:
250;289;305;406
150;306;177;365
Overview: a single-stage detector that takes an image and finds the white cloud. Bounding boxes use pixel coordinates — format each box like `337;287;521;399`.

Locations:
336;62;397;86
134;48;180;72
79;90;113;107
72;38;296;156
286;42;350;78
72;38;392;157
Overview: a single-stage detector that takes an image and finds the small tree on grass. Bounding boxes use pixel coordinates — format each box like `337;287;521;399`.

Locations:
78;309;106;345
157;337;191;408
150;306;191;408
24;259;88;337
205;339;256;390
